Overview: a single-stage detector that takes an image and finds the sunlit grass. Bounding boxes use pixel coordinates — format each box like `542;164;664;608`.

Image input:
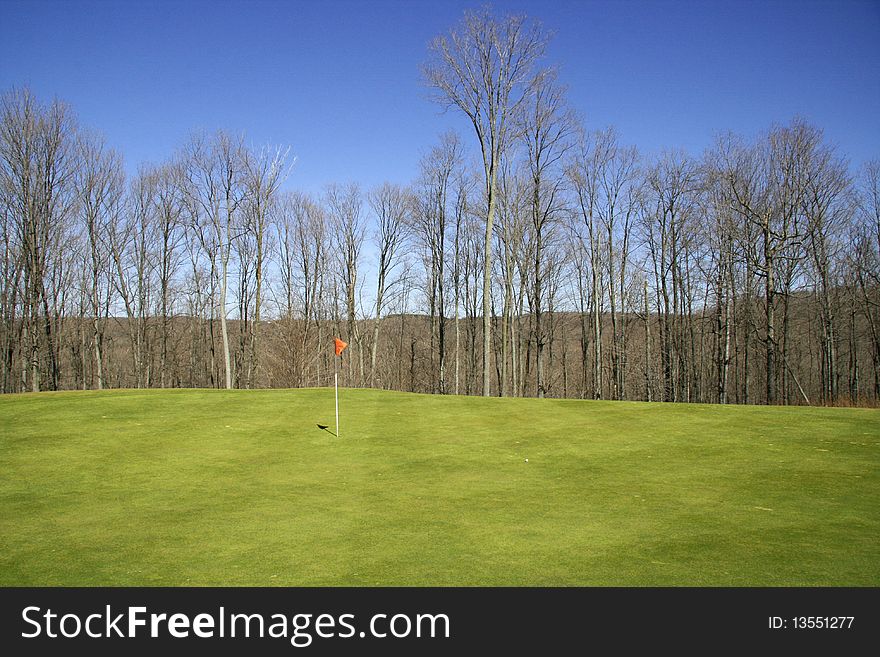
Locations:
1;388;877;585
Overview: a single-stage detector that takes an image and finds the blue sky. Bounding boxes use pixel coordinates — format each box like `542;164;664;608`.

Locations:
2;0;878;196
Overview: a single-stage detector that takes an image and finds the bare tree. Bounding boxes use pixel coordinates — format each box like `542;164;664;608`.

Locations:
724;121;816;404
242;145;289;387
0;88;78;391
272;191;328;386
802;137;850;403
326;183;365;386
179;131;247;389
154;164;184;388
598;137;640;400
702;147;737;403
853;160;880;398
411;132;463;393
425;6;550;396
367;182;408;387
109;165;154;388
567;129;613;399
643;151;699;402
76;131;124;389
3;85;877;407
494;164;527;397
0;185;20;392
450;169;474;395
518;72;576;397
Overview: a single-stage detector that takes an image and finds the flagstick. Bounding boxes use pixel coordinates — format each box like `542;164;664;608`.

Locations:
334;357;339;438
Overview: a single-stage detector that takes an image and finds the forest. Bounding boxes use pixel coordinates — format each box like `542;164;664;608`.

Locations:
2;10;878;406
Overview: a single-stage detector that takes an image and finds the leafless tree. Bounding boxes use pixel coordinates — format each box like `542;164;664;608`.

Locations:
411;132;463;393
702;146;737;403
567;129;613;399
494;163;527;397
425;6;550;396
518;72;576;397
242;145;289;387
326;182;365;386
802;137;851;403
593;129;638;400
271;191;310;385
642;150;700;402
179;131;247;389
450;169;474;395
2;85;877;407
0;184;19;392
367;182;408;387
0;88;78;391
853;160;880;398
724;120;817;404
109;165;155;388
154;164;184;388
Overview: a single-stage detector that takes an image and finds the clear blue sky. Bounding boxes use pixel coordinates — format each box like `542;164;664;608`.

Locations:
2;0;878;195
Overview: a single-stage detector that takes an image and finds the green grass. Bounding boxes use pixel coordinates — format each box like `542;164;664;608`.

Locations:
1;388;878;586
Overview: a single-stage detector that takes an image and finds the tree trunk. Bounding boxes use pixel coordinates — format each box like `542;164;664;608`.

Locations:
482;166;497;396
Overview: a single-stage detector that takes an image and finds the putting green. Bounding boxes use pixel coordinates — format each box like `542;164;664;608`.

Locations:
0;388;877;585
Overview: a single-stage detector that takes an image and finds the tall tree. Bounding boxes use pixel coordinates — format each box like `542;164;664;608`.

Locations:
643;151;699;402
450;170;473;396
567;130;614;399
0;88;77;391
326;183;365;386
273;191;327;386
702;148;737;403
110;165;154;388
367;183;408;387
154;164;184;388
724;121;815;404
853;160;880;398
425;6;550;396
594;129;638;400
412;132;462;393
802;137;850;403
242;145;288;388
518;72;575;397
179;131;247;390
494;164;527;397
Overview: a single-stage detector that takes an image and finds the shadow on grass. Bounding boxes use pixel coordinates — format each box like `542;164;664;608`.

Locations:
316;423;337;437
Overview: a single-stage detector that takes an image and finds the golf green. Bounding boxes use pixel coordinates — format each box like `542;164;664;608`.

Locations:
1;388;877;585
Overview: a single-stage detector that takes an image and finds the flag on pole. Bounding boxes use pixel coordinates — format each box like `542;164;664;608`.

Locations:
333;338;347;438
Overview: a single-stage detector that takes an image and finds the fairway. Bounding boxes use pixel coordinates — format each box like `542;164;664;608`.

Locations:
1;388;878;586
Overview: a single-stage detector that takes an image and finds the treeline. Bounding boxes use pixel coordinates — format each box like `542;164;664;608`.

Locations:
1;73;878;403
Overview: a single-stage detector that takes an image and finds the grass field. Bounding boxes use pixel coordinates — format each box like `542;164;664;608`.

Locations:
1;388;878;586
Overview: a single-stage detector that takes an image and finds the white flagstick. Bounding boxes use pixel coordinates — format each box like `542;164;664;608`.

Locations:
334;356;339;438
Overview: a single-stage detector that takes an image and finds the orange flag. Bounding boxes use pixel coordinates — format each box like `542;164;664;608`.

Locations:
334;338;348;356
